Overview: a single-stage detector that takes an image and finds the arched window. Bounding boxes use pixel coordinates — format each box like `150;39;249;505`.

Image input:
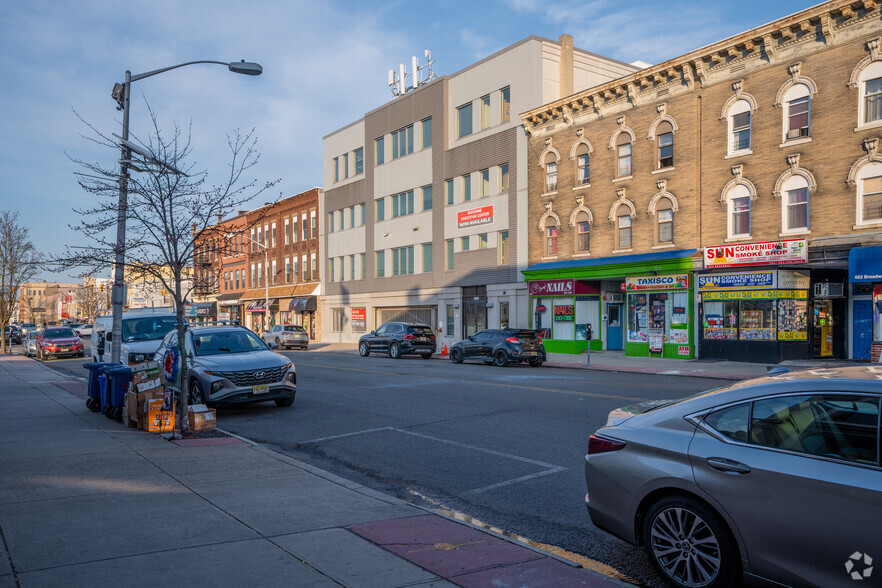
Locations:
545;153;558;192
728;100;752;155
575;212;590;252
545;220;558;255
656;121;674;169
575;144;590;186
781;175;810;233
860;61;882;126
782;84;811;141
616;133;632;177
857;161;882;226
656;197;674;244
726;184;752;238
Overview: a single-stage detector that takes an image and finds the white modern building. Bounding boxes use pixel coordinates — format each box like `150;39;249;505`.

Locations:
321;35;638;347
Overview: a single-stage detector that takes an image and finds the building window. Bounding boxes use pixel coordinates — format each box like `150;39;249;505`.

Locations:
376;198;385;221
333;157;339;182
501;86;510;123
422;117;432;149
284;218;290;244
446;179;454;205
546;224;557;255
462;174;471;202
328;213;335;233
343;153;349;178
461;236;470;251
729;100;752;154
301;213;308;240
310;253;316;281
457;102;473;138
500;163;509;193
391;190;414;217
576;217;590;252
576;147;590;185
446;239;454;270
360;253;366;279
859;170;882;225
293;218;299;243
657;198;674;243
786;95;810;140
376;251;385;277
481;94;491;130
332;308;345;332
354;147;364;175
329;258;335;283
864;75;882;124
359;203;365;226
285;258;291;283
727;185;752;238
348;255;354;281
480;169;490;198
301;255;307;281
785;187;809;232
478;233;488;248
257;263;262;287
375;136;385;165
422;185;433;211
617;214;632;249
310;211;316;239
392;124;414;159
546;156;558;192
616;135;632;177
657;122;674;169
422;243;432;273
498;230;509;264
392;246;414;276
446;304;456;335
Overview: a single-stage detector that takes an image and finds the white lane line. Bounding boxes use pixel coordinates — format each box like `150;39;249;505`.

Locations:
300;426;566;495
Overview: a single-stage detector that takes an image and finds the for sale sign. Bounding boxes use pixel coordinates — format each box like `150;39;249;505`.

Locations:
351;308;366;331
457;205;493;228
704;239;807;268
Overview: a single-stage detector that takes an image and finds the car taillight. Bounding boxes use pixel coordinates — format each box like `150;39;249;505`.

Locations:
402;334;416;340
506;337;520;343
587;434;626;455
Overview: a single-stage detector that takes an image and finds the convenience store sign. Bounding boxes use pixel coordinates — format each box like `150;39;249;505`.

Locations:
625;274;689;291
702;290;807;300
697;272;774;290
704;239;807;268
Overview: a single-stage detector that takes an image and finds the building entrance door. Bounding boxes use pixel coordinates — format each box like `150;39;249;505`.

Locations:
853;299;872;360
607;303;623;350
462;286;487;338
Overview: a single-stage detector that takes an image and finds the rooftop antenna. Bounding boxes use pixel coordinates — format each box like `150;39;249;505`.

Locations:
388;50;437;96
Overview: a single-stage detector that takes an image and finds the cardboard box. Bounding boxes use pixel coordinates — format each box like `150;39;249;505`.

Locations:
127;387;164;426
131;362;160;388
143;398;176;433
187;404;217;431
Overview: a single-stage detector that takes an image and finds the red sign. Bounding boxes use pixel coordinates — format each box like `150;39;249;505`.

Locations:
457;205;493;228
351;308;366;322
678;346;690;355
553;305;575;321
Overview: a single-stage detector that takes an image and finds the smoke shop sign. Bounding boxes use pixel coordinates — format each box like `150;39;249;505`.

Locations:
705;239;807;268
529;279;574;296
457;205;493;228
625;274;689;291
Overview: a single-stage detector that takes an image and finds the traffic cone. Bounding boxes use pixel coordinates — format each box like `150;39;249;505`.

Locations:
440;343;448;356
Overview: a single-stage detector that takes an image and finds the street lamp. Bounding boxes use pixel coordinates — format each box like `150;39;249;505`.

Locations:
109;60;262;363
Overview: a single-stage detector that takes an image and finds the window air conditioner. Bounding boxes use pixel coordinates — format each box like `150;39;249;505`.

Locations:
787;128;808;140
608;293;623;303
814;283;845;298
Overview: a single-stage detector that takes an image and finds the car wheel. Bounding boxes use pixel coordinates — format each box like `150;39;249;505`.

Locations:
274;397;294;407
494;350;508;367
189;380;206;405
389;342;402;359
450;348;464;364
529;357;543;367
642;496;739;588
37;347;43;361
359;341;370;357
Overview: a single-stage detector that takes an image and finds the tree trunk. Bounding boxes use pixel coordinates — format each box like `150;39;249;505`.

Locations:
175;274;190;435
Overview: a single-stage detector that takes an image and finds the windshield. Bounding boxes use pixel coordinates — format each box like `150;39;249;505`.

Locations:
407;326;434;335
22;324;36;329
45;328;78;338
284;326;305;332
28;331;39;339
122;316;178;342
193;330;268;356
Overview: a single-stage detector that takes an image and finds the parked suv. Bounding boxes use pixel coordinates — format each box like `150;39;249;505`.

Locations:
92;310;178;364
154;324;296;408
4;325;21;345
450;329;546;367
36;327;85;360
262;324;309;350
358;322;436;359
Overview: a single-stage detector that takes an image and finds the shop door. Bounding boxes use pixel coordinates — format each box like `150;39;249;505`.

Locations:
607;304;623;350
462;301;487;339
853;300;872;360
812;300;834;358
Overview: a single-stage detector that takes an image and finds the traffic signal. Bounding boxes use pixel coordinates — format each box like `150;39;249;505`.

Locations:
99;284;103;292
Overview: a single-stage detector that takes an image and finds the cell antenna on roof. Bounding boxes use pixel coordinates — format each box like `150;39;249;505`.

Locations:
388;50;437;96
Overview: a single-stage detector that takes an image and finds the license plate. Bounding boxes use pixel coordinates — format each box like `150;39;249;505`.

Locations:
252;384;269;394
60;348;68;352
419;337;427;341
523;351;537;357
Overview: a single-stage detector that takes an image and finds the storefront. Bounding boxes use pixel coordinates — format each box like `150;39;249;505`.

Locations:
849;245;882;361
216;293;242;325
244;298;277;333
523;249;698;358
288;295;318;340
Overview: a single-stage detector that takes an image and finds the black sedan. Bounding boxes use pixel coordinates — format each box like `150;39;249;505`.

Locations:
358;322;436;359
450;329;546;367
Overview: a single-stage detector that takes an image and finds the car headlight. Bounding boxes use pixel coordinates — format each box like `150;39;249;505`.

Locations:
210;381;224;394
128;353;147;364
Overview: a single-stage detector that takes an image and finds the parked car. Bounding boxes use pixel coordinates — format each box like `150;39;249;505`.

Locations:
262;324;309;350
19;323;37;337
35;327;85;360
76;324;93;337
92;310;178;364
449;329;546;367
358;322;436;359
153;324;296;408
584;366;882;588
4;325;22;345
24;329;40;357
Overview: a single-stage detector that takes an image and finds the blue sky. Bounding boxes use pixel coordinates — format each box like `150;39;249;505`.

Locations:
1;0;814;280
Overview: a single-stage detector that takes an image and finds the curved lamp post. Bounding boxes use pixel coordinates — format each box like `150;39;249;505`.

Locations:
108;60;262;363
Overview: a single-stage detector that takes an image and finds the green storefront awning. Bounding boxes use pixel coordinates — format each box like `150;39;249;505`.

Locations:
523;249;698;281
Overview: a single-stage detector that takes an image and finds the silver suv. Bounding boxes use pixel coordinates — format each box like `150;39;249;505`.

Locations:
154;325;296;408
261;324;309;350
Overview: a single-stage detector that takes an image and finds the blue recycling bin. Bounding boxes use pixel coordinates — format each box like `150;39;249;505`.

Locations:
82;362;116;413
105;365;134;422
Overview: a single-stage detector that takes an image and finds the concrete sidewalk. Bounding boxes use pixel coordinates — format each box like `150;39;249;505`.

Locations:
0;354;624;588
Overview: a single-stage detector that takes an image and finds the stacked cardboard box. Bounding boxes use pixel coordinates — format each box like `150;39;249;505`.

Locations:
187;404;217;432
123;362;167;430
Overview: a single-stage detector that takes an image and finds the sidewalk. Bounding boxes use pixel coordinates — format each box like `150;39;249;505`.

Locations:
0;354;624;588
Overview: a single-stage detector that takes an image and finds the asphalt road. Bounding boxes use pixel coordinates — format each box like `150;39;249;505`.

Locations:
38;344;730;586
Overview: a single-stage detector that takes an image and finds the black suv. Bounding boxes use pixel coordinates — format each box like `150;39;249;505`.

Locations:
450;329;546;367
4;325;21;345
358;322;436;359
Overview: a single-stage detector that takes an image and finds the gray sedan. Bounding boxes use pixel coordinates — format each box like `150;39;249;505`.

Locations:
584;366;881;588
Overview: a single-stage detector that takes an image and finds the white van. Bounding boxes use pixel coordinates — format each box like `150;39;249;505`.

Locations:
92;309;179;364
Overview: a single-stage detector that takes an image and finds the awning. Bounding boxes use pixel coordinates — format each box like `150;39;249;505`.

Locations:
849;246;882;282
218;300;240;307
289;296;317;312
245;298;276;312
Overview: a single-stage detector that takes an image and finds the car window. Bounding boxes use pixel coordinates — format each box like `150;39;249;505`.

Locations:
45;328;77;338
122;317;177;342
284;326;305;332
750;394;880;466
407;326;433;335
375;324;389;335
193;330;267;355
704;403;750;443
472;331;492;342
28;331;39;340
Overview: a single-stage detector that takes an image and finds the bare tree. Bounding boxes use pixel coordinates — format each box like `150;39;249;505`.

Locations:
0;212;39;354
74;282;111;322
59;105;277;432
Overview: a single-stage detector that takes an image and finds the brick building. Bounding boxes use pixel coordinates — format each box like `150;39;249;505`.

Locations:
194;213;249;323
521;1;882;361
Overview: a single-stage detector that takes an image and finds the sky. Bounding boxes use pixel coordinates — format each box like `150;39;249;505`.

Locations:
1;0;816;281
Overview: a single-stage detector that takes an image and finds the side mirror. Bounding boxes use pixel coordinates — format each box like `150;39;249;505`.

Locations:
467;336;474;341
370;330;376;336
105;332;113;342
269;341;278;350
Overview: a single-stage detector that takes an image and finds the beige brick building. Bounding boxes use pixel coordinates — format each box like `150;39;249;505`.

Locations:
522;1;882;362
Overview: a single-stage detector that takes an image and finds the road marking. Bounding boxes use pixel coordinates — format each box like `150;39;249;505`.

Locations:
300;426;566;495
299;361;648;402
